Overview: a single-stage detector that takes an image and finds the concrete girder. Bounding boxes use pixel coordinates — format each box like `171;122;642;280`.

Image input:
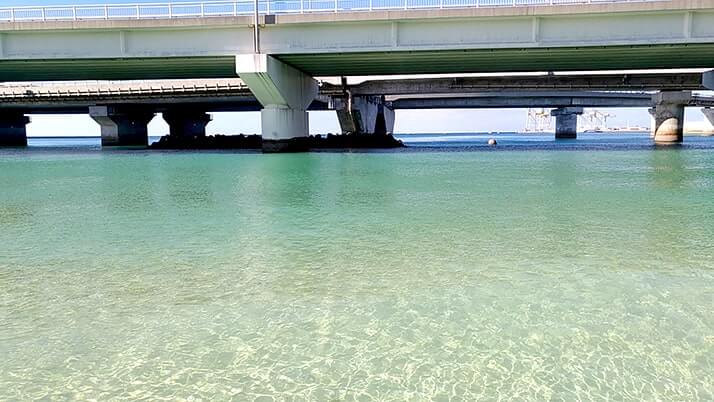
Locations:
236;54;318;152
0;73;705;109
702;71;714;91
348;73;706;96
388;92;653;109
0;112;30;147
89;106;155;147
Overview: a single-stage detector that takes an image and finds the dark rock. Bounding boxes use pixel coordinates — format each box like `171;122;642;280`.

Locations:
150;133;405;150
150;134;262;150
263;137;310;153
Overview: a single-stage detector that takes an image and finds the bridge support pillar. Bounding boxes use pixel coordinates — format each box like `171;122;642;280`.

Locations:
0;112;30;147
334;95;395;135
551;107;583;139
236;54;318;152
652;91;690;144
90;106;155;147
163;111;212;138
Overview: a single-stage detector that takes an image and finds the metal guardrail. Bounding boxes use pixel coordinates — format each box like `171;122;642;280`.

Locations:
0;0;654;22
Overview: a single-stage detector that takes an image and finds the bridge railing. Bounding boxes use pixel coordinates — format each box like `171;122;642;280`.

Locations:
0;0;654;22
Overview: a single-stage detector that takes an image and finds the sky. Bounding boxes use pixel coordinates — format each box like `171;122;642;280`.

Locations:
6;0;714;136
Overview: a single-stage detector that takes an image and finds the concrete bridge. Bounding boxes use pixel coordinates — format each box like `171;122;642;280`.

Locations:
3;71;714;139
2;74;714;147
2;0;714;149
2;0;713;79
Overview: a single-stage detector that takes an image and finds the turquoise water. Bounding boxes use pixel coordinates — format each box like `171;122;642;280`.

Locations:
1;135;713;400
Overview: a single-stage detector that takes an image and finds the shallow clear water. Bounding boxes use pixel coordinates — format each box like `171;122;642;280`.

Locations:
1;135;713;400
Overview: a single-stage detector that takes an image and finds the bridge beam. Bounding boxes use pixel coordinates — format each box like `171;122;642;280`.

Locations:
0;112;30;147
163;110;212;138
89;106;155;147
702;71;714;91
236;54;318;152
652;91;690;144
334;95;395;135
550;107;583;139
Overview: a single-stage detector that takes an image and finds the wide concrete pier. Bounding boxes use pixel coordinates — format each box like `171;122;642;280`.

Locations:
651;91;689;144
235;54;318;152
89;106;155;147
0;112;30;146
551;107;583;139
163;111;212;139
334;95;395;135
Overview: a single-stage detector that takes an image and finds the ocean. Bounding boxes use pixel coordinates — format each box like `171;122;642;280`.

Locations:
1;133;713;400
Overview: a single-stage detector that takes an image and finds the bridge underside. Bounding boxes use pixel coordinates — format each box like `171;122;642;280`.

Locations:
0;56;237;81
279;44;714;76
0;99;332;114
3;44;714;81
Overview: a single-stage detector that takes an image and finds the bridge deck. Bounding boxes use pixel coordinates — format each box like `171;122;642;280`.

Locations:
0;0;664;23
0;0;713;79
